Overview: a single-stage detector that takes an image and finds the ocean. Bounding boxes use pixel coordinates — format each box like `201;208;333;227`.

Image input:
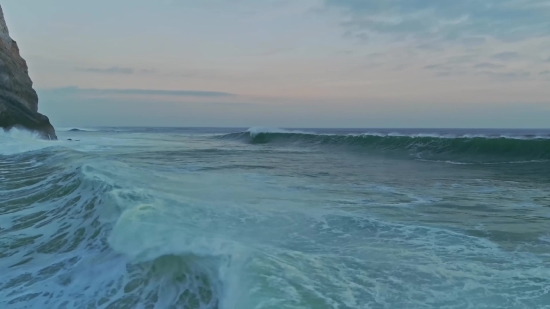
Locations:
1;127;550;309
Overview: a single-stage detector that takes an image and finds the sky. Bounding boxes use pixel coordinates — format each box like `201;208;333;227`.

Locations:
3;0;550;128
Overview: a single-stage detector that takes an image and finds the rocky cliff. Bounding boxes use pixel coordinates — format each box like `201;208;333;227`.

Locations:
0;5;56;139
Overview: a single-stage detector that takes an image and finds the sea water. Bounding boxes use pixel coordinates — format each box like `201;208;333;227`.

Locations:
1;127;550;309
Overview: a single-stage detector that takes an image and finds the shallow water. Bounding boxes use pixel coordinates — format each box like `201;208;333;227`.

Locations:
1;127;550;309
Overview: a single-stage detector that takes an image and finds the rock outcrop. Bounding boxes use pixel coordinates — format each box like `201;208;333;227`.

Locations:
0;5;56;139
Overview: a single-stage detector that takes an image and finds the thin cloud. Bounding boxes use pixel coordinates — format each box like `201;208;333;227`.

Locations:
76;67;158;75
335;50;354;55
342;30;369;42
478;71;531;80
447;55;476;64
462;37;486;47
435;70;467;77
474;62;505;69
424;64;444;70
436;72;453;77
325;0;550;43
416;43;444;51
250;47;292;57
367;52;384;58
42;86;237;97
393;64;407;71
76;66;135;74
424;63;458;71
491;52;520;61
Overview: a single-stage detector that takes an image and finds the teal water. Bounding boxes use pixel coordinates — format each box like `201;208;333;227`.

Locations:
1;127;550;309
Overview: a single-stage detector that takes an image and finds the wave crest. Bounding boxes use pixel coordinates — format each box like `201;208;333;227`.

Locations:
222;130;550;163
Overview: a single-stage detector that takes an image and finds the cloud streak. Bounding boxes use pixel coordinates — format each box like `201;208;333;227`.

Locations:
76;66;135;74
75;67;158;75
424;64;444;70
478;71;531;80
325;0;550;43
474;63;505;69
491;52;520;61
41;86;237;98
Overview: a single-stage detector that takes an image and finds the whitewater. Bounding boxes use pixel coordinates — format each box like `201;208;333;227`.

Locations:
1;127;550;309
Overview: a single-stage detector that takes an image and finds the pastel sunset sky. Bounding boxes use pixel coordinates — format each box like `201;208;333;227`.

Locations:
3;0;550;127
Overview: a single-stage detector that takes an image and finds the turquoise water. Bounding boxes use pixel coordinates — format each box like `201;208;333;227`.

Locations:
1;127;550;309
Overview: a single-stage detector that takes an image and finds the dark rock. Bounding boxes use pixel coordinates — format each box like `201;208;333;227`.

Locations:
0;5;56;139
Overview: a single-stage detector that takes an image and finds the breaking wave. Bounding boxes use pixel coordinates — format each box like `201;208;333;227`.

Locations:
221;128;550;163
0;147;223;309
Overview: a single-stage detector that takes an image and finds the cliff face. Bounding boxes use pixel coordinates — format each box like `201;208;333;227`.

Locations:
0;5;56;139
